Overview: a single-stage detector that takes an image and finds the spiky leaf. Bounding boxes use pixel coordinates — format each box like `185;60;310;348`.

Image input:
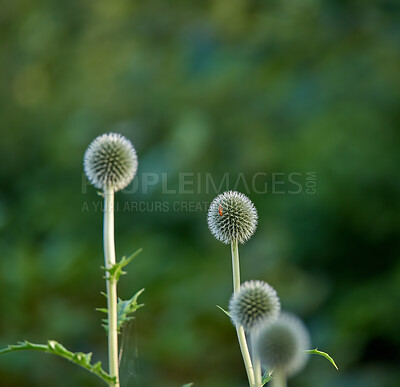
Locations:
102;288;145;333
104;249;142;281
0;340;115;384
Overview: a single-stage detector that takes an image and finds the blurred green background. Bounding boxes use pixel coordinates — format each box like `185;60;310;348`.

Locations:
0;0;399;386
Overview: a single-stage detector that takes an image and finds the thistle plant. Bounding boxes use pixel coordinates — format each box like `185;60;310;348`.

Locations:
229;281;280;333
84;132;139;387
208;191;258;386
208;190;258;245
0;133;144;386
84;132;138;192
208;190;338;387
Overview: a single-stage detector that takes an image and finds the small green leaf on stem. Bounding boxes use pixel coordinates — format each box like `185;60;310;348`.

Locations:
216;305;231;318
182;384;194;387
304;348;339;370
104;248;143;281
102;288;145;333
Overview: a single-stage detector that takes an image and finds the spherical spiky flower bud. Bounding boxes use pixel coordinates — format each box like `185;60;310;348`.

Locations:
207;191;258;244
84;133;138;192
229;280;280;332
255;313;310;376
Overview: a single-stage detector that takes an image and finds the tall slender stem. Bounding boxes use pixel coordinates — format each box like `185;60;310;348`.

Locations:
251;332;262;387
271;370;286;387
231;240;255;387
104;187;120;387
231;240;241;293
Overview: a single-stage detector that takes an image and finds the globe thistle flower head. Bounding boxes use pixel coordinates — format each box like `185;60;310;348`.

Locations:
229;280;280;333
207;191;258;244
84;133;138;192
255;313;310;377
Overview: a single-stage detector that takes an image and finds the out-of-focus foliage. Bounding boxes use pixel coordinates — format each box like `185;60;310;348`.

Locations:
0;0;399;386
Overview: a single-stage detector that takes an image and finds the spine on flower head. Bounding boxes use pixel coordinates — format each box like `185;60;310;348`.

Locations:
207;191;258;244
229;280;281;332
84;132;138;192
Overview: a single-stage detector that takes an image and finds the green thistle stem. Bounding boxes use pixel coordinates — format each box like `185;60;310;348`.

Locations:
231;240;255;387
251;332;262;387
271;370;286;387
104;187;119;387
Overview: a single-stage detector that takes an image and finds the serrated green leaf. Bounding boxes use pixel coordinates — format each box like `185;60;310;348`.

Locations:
216;305;231;318
116;289;145;332
0;340;115;384
104;249;143;282
304;348;339;370
102;288;145;333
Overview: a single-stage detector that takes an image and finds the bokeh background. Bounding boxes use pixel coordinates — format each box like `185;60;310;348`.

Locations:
1;0;399;386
